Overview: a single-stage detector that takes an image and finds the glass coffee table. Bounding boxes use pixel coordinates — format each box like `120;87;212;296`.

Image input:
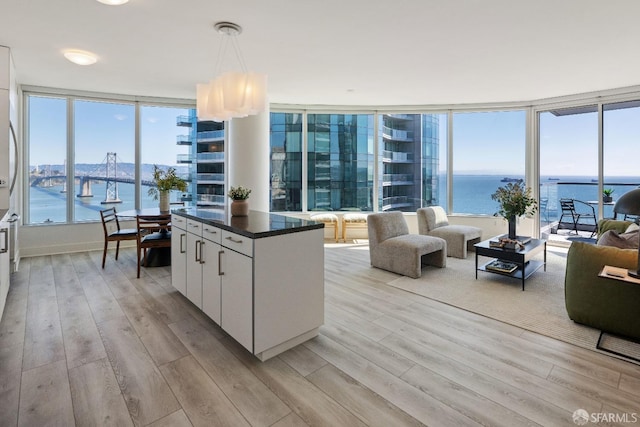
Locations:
474;237;546;291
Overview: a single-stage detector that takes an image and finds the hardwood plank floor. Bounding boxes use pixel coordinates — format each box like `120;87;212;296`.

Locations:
0;245;639;426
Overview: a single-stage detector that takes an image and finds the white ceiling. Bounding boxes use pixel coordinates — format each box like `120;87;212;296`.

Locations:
2;0;640;107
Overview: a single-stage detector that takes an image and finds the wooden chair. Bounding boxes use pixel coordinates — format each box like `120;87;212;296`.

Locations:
100;207;137;269
136;214;172;278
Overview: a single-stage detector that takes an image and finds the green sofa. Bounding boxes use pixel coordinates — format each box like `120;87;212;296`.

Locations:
565;241;640;341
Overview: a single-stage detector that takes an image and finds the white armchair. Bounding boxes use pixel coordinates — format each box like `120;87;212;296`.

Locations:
417;206;482;259
367;212;446;278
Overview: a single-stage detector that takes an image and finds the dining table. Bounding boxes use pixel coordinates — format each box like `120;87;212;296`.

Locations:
116;207;173;267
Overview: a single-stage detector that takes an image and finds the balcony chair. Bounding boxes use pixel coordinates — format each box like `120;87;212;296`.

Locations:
556;198;597;238
136;214;172;278
367;211;446;279
416;206;483;259
100;207;137;269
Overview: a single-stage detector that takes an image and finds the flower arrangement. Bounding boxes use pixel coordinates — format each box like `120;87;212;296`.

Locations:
148;165;187;200
491;181;537;220
228;185;251;201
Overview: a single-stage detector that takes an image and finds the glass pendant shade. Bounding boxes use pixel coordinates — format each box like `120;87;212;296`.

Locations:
196;23;267;122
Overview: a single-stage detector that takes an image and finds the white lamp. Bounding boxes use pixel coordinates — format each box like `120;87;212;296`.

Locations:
196;22;267;122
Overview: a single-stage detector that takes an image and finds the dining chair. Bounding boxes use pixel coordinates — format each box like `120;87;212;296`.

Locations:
100;207;138;269
136;214;172;278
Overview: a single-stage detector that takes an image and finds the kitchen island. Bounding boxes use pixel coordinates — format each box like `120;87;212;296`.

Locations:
171;208;325;361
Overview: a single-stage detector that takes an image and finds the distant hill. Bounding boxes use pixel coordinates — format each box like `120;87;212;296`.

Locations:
30;162;188;181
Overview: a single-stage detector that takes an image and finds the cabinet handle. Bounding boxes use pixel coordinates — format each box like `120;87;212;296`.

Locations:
0;228;7;254
200;241;205;265
179;233;185;253
218;250;224;276
195;239;201;262
204;228;217;234
226;236;243;244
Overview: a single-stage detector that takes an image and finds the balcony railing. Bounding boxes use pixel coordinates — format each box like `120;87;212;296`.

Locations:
381;126;414;141
176;135;191;146
196;130;225;141
197;152;225;162
382;173;414;183
539;181;640;226
197;194;225;205
196;173;225;182
176;115;194;126
176;154;193;163
381;150;413;162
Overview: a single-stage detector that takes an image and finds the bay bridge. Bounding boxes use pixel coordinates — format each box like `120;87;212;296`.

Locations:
30;152;160;204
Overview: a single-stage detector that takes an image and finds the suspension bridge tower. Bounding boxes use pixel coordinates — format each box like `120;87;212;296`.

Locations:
101;152;122;204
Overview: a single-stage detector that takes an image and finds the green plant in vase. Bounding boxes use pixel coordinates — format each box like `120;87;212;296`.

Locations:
228;185;251;216
603;188;614;203
491;181;537;239
148;165;187;212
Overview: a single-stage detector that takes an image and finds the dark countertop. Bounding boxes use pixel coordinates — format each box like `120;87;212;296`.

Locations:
171;208;324;239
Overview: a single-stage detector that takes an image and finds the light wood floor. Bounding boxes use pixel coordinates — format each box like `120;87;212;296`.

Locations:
1;244;639;426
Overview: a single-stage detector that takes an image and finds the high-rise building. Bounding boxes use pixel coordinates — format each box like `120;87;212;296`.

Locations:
177;114;225;209
379;114;439;212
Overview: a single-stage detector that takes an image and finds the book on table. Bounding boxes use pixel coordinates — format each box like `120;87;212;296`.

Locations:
485;259;518;273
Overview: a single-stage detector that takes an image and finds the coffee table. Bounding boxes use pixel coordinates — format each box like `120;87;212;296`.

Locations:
474;237;546;290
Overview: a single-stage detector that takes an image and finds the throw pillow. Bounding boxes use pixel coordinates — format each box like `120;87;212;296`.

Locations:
625;222;639;233
597;229;639;249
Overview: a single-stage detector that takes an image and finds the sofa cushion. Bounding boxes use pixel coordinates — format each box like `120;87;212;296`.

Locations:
597;219;633;238
597;229;639;249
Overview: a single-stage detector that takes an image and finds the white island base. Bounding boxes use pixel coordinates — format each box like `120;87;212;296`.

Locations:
171;209;325;361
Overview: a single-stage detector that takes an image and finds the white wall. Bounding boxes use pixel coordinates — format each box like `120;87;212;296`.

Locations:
20;219;137;257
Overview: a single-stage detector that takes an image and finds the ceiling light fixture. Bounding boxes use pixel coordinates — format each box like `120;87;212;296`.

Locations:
63;49;98;66
96;0;129;5
196;22;267;122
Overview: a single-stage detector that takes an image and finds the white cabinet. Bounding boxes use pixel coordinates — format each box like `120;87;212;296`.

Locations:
186;220;203;309
220;234;253;351
0;212;10;321
170;215;187;297
201;230;221;324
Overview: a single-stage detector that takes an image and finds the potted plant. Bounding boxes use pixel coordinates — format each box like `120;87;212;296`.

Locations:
491;181;537;239
148;165;187;212
603;188;614;203
228;185;251;216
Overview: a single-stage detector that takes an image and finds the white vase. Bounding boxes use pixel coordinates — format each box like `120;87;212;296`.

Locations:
159;191;170;212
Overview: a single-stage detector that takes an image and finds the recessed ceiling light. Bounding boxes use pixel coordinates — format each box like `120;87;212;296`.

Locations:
63;50;98;66
96;0;129;4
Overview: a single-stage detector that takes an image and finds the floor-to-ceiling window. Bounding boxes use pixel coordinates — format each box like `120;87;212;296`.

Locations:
452;110;526;215
270;112;303;212
25;91;196;224
140;106;193;208
538;106;598;233
26;95;68;224
74;99;135;221
307;114;374;211
603;101;640;219
378;113;444;212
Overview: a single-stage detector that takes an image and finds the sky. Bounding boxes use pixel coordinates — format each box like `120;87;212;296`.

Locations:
28;95;640;178
28;96;190;167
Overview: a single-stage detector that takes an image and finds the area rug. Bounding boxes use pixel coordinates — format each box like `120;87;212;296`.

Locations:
338;244;640;362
